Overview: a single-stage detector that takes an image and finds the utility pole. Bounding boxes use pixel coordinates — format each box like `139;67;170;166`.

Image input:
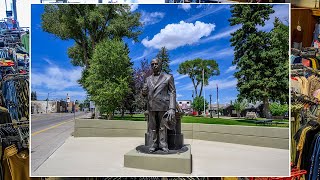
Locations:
209;94;212;118
217;84;219;118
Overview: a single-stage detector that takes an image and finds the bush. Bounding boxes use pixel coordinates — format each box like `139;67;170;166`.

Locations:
270;103;288;116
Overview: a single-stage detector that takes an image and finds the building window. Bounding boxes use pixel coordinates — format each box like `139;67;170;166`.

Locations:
179;102;182;104
187;102;190;104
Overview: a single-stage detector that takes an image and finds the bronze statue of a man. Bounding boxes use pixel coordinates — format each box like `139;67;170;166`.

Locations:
142;59;176;153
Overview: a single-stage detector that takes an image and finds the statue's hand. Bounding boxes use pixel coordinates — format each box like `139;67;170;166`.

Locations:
167;109;176;121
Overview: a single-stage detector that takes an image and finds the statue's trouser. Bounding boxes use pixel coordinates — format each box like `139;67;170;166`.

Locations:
148;111;168;149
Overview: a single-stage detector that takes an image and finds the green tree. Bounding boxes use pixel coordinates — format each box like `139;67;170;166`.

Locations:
233;99;248;117
41;4;142;89
85;39;132;120
178;58;220;97
264;18;289;104
31;91;37;101
83;96;90;109
270;102;288;116
192;96;208;115
229;5;279;118
156;46;171;74
132;58;152;112
79;103;84;111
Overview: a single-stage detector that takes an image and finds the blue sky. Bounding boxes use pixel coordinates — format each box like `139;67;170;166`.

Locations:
31;4;289;104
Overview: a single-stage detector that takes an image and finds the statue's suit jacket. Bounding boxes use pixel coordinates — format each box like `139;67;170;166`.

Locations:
144;73;176;112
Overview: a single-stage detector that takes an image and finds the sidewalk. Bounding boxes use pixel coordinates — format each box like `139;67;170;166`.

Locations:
32;137;289;177
31;113;89;172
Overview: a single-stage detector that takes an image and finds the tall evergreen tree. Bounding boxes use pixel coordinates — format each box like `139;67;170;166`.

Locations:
265;18;289;104
156;46;171;74
229;5;289;118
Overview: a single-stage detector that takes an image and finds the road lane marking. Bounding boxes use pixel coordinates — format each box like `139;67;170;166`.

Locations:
32;120;74;136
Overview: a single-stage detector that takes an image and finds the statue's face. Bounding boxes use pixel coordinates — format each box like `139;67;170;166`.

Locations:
151;60;160;74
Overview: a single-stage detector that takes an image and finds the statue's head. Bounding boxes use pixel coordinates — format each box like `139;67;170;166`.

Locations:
151;58;161;75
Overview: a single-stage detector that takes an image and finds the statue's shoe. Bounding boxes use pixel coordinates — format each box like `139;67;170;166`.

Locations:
149;147;156;153
161;147;169;153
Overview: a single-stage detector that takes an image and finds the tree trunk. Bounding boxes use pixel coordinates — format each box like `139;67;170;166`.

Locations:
121;108;125;118
263;97;271;119
83;42;89;69
94;106;100;119
198;111;201;116
192;78;198;97
108;113;112;120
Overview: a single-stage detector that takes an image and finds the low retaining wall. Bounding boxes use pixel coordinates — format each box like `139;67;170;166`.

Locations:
74;119;289;149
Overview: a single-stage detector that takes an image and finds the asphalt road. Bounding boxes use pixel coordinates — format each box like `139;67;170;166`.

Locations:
31;112;85;133
31;112;87;173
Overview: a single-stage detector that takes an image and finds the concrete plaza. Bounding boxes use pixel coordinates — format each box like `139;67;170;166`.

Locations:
32;137;289;177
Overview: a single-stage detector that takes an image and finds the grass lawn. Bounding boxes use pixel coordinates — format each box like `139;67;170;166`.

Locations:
112;114;289;128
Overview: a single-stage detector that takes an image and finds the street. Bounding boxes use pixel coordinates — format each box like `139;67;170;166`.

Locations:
31;112;87;173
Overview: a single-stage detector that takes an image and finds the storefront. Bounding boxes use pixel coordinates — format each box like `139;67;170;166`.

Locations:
291;3;320;180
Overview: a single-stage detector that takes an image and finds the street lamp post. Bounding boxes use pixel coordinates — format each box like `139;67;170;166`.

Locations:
74;100;77;120
217;84;219;118
46;92;49;114
209;94;212;118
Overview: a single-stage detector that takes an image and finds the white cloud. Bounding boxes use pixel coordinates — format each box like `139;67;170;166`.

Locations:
185;5;229;22
177;94;183;98
175;74;188;80
130;4;139;12
182;78;238;91
142;21;215;50
214;47;234;58
206;79;237;90
43;58;54;65
140;11;165;26
172;72;189;81
170;47;234;65
200;26;240;44
178;4;191;11
226;75;234;79
225;65;237;74
184;78;237;90
32;59;83;91
132;49;157;62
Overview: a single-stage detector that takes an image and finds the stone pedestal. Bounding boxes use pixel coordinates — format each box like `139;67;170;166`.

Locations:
124;144;192;174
